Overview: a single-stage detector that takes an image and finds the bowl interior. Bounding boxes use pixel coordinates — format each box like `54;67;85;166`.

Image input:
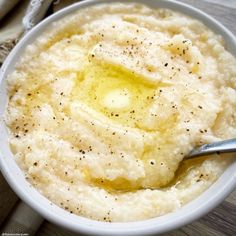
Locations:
0;0;236;235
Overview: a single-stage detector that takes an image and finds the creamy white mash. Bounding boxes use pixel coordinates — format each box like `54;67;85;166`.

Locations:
5;3;236;222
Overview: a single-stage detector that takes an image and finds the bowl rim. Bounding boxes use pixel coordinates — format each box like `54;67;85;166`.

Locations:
0;0;236;235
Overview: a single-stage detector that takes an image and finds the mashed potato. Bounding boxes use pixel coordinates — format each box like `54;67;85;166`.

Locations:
5;3;236;222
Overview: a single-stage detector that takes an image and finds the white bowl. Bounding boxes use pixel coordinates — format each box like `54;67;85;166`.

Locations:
0;0;236;235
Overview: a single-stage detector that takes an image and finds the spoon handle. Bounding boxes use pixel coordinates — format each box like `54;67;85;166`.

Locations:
187;138;236;158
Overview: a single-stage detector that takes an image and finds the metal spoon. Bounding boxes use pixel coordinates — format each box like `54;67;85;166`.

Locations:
187;138;236;159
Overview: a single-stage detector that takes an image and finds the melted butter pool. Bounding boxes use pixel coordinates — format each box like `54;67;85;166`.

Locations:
73;61;156;128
